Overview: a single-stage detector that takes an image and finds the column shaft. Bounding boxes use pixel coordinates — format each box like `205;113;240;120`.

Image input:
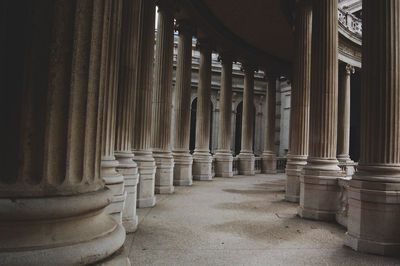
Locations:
215;53;233;177
262;75;277;173
285;1;312;202
238;65;255;175
193;39;213;181
345;0;400;255
151;5;175;194
172;21;194;186
337;64;355;178
100;0;126;225
115;0;140;233
298;0;341;221
0;1;125;264
132;0;157;208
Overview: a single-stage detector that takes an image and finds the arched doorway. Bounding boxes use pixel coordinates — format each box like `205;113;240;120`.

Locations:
234;101;256;156
189;98;213;154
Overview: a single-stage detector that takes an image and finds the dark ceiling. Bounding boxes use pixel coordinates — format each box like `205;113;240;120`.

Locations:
201;0;294;62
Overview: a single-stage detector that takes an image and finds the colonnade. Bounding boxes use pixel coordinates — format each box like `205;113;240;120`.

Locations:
285;0;400;256
1;0;278;264
3;0;399;263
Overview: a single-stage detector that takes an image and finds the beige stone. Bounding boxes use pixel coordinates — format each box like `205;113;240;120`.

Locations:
132;0;157;208
344;0;400;256
298;0;342;221
262;75;278;174
193;39;213;181
0;1;125;264
285;1;312;203
215;52;234;177
172;20;195;186
152;5;175;194
100;0;126;225
238;64;256;175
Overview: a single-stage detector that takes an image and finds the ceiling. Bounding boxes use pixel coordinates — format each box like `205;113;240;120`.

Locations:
200;0;294;62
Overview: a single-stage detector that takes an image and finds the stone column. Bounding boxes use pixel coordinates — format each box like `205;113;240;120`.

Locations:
172;21;194;186
337;64;355;178
345;0;400;256
214;53;234;177
0;1;126;264
262;75;277;173
151;4;175;194
100;0;126;225
238;64;256;175
298;0;341;221
285;0;312;203
192;39;213;181
115;0;140;233
132;0;157;208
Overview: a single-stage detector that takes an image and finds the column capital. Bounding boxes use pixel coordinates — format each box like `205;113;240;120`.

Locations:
264;72;279;82
175;19;195;36
196;38;213;51
217;51;234;65
345;64;355;75
241;63;257;74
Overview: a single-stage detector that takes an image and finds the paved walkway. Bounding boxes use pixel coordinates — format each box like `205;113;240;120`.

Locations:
125;174;400;265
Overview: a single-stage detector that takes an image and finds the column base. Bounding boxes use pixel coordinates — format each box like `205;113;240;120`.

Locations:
133;152;156;208
172;151;193;186
214;151;233;177
298;158;342;221
192;151;213;181
238;152;255;175
261;152;277;174
153;151;175;194
338;156;356;178
285;155;307;203
122;215;138;234
336;177;350;228
345;173;400;256
102;158;126;224
98;246;131;266
0;188;126;266
115;151;139;233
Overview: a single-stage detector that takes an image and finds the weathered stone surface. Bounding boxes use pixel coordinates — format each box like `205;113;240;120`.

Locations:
262;75;278;174
193;39;213;181
238;65;256;176
215;53;234;178
345;0;400;256
285;1;312;203
172;21;195;186
132;0;157;208
0;1;125;264
298;0;342;221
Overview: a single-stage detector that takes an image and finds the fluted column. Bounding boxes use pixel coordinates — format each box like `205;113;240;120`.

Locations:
0;1;126;264
192;39;213;181
337;64;355;178
238;64;256;175
262;75;277;173
298;0;341;221
214;53;234;177
172;21;194;186
151;4;175;194
115;0;140;233
100;0;126;225
132;0;157;208
345;0;400;255
285;0;312;203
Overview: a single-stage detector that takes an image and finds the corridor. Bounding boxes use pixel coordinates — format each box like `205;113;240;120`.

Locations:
125;174;399;265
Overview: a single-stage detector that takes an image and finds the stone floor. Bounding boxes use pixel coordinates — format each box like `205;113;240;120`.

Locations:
125;174;400;265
